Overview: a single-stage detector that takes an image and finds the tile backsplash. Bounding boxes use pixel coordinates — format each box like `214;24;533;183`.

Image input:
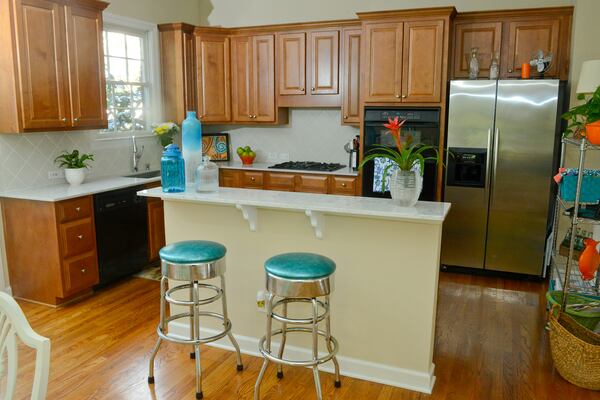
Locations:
206;109;359;165
0;131;163;192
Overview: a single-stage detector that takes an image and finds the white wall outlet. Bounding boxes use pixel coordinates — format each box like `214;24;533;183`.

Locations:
279;153;290;161
256;290;266;312
267;152;278;162
47;170;64;180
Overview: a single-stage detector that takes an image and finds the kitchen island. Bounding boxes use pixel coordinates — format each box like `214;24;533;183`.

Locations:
138;187;450;393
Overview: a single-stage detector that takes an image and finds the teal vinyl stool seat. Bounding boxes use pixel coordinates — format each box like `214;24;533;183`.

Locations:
255;253;341;400
148;240;243;399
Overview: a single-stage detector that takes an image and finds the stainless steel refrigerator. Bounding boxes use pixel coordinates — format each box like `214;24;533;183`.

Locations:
442;80;565;276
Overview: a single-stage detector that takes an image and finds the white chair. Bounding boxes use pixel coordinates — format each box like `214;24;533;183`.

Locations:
0;292;50;400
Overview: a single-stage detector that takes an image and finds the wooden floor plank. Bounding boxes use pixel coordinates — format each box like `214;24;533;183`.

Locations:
12;273;600;399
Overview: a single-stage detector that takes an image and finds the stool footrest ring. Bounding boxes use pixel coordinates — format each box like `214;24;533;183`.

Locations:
158;311;232;345
165;282;223;306
271;298;329;325
258;327;339;367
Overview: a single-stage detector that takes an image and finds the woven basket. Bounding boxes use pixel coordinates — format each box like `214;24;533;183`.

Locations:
549;305;600;390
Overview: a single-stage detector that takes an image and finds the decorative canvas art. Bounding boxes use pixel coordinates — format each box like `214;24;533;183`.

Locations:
202;133;230;161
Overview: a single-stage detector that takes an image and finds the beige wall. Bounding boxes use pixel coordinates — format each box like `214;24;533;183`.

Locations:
106;0;207;25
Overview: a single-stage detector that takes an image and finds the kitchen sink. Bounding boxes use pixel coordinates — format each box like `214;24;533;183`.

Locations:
123;170;161;179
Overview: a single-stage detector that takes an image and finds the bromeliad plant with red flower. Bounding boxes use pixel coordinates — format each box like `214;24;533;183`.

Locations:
359;116;441;191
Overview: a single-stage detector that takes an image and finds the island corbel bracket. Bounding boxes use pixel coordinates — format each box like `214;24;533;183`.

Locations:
305;210;324;239
236;204;258;231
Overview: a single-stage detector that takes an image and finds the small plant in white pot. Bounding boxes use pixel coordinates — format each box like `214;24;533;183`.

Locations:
54;150;94;186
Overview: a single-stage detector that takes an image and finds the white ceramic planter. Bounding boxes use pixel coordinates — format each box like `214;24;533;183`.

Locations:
390;169;423;207
65;168;85;186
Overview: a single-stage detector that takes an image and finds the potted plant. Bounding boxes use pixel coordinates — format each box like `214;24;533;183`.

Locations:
152;122;180;147
562;86;600;144
359;116;441;207
54;150;94;186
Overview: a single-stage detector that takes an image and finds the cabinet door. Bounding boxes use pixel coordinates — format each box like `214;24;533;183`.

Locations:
341;28;361;124
14;0;70;130
295;175;329;194
253;35;276;121
265;172;295;191
278;33;306;95
402;20;444;103
329;176;357;196
364;22;403;102
65;4;107;129
231;36;253;122
453;21;502;79
219;169;240;187
506;19;560;78
309;30;339;95
183;32;197;114
241;171;264;189
197;34;231;122
147;199;165;262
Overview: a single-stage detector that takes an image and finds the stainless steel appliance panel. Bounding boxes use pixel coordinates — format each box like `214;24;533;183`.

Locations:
442;80;498;269
484;80;559;274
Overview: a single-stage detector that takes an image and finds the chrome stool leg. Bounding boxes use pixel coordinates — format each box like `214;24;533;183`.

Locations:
276;301;287;379
326;296;341;387
311;298;323;400
192;281;203;399
190;281;196;359
220;275;243;371
254;293;274;400
148;276;168;384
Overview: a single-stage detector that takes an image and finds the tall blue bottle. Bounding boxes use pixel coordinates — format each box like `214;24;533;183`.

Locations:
182;111;202;184
161;144;186;193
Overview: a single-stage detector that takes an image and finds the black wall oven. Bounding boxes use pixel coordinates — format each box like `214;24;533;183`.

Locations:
362;107;441;201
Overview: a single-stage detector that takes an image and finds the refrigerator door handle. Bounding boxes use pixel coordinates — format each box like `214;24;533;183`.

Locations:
486;128;493;191
490;128;500;205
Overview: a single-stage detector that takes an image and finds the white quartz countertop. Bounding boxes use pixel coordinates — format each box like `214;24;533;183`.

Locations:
0;175;161;202
218;162;359;176
139;186;451;224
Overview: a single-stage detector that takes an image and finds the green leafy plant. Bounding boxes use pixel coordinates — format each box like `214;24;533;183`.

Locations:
358;117;442;192
562;86;600;137
54;150;94;169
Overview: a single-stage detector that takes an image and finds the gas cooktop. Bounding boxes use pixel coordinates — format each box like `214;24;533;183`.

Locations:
268;161;346;172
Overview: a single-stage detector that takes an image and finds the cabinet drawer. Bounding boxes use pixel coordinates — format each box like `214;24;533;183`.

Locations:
295;175;329;194
56;196;93;223
60;218;95;259
265;172;295;191
330;176;357;196
63;252;99;295
220;169;240;188
241;171;264;188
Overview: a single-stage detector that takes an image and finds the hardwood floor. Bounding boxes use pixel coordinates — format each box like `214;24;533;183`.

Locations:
13;273;600;399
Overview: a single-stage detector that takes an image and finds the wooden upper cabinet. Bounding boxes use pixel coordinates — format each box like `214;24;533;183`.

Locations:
231;36;253;122
453;21;502;79
310;30;339;95
196;33;231;122
253;35;276;121
13;0;71;131
278;32;306;95
506;19;560;78
65;3;107;128
0;0;108;133
364;22;403;102
402;20;444;103
159;24;197;124
232;34;276;123
341;28;361;124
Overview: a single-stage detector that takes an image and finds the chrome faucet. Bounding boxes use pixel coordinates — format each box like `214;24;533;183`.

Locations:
132;136;144;172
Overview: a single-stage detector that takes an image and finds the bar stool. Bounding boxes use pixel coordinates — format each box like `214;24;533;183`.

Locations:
148;240;243;399
254;252;341;400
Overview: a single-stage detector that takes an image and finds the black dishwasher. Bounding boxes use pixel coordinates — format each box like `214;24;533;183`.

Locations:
94;185;148;286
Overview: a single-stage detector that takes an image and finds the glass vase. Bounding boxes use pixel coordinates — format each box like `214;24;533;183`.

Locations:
195;156;219;192
161;144;186;193
389;169;422;207
182;111;202;184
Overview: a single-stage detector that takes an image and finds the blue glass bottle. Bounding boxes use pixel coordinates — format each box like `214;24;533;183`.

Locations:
182;111;202;184
161;144;186;193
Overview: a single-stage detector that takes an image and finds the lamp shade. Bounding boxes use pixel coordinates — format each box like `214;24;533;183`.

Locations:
576;59;600;94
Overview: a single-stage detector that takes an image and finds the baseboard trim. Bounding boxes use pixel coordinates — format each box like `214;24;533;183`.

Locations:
169;321;435;394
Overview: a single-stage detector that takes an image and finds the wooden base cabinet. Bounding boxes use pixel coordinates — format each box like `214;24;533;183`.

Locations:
219;169;358;196
0;0;108;133
1;196;99;305
145;182;165;262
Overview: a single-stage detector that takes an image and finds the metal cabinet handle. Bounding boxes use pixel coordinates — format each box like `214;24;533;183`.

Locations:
75;207;81;212
395;94;400;98
311;87;315;91
343;115;348;119
300;88;305;92
74;117;80;122
248;114;252;118
77;234;83;240
81;267;86;274
508;68;513;73
251;177;256;182
62;117;67;122
341;182;347;188
401;95;407;99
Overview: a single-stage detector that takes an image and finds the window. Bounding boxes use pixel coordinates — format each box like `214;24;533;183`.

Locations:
103;27;150;132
